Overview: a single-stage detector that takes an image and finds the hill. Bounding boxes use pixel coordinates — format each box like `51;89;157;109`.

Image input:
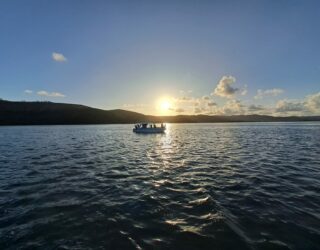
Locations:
0;100;146;125
0;100;319;125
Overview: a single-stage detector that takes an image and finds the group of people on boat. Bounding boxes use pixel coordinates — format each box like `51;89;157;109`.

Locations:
134;123;165;129
133;122;166;133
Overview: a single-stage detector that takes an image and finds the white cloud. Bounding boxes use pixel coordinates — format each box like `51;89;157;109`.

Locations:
241;84;248;96
274;92;320;115
52;52;67;62
179;96;192;101
254;88;284;99
193;101;200;106
202;95;210;100
275;99;305;113
175;108;185;113
247;104;265;112
194;107;203;114
213;76;240;98
179;90;193;96
24;90;33;94
37;90;66;97
207;101;217;107
221;99;246;115
174;96;200;107
305;92;320;112
123;103;146;108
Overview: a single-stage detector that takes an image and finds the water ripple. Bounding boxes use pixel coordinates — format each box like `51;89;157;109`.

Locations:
0;123;320;249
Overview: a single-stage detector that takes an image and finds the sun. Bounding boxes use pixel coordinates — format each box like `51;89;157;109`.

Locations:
157;97;173;115
160;100;171;111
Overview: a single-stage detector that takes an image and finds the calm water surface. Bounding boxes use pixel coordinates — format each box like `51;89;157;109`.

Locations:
0;123;320;250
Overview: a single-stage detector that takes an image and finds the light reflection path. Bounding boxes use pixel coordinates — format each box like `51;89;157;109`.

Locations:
145;125;228;237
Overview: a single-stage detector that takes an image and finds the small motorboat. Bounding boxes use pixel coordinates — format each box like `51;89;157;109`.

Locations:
133;123;166;134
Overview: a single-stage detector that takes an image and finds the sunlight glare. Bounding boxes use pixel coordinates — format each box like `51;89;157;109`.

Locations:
160;100;171;111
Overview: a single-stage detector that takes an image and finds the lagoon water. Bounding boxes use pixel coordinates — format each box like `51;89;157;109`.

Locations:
0;123;320;250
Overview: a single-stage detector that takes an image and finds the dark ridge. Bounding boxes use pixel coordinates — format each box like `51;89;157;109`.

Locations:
0;100;319;125
0;100;146;125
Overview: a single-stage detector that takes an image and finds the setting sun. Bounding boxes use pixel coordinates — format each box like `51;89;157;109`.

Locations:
156;97;173;115
160;100;171;111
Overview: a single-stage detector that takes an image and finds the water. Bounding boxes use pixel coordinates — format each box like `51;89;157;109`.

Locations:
0;123;320;250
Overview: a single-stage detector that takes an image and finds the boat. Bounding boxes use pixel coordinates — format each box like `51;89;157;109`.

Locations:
133;123;166;134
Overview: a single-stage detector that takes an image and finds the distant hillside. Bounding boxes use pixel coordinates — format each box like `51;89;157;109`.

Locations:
0;100;319;125
0;100;146;125
155;114;320;123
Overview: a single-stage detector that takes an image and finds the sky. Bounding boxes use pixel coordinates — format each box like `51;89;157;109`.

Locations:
0;0;320;116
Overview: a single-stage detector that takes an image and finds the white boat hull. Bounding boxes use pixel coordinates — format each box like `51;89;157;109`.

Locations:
133;128;165;134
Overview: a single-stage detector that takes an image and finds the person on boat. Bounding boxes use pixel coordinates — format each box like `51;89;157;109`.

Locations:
161;123;164;128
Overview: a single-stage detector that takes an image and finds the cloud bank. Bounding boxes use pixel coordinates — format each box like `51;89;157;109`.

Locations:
255;88;284;99
24;89;65;98
120;74;318;116
275;100;305;113
165;75;320;116
305;92;320;112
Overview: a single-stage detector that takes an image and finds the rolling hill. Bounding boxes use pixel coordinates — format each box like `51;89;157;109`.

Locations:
0;100;319;125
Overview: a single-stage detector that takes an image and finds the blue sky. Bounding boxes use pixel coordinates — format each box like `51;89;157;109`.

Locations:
0;0;320;115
